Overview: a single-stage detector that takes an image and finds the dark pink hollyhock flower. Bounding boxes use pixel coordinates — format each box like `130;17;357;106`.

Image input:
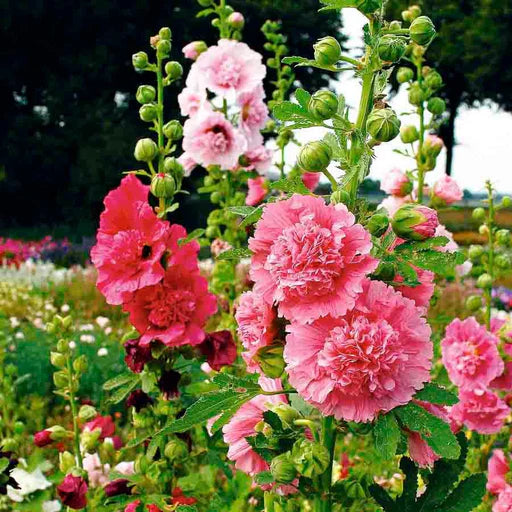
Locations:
157;369;182;400
83;415;115;440
34;429;53;447
126;389;154;412
57;474;88;510
198;330;237;371
104;479;132;497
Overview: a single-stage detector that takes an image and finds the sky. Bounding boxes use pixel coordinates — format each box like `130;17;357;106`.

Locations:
279;8;512;194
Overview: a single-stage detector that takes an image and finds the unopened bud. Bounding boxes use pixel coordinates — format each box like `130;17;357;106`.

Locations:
134;138;158;162
59;451;76;473
50;351;67;368
496;229;511;246
472;207;486;222
477;273;493;290
423;134;444;157
73;355;88;374
132;51;149;71
409;16;436;46
330;189;350;205
427;97;446;115
408;82;427;106
164;157;185;176
313;36;342;66
136;85;156;104
163;120;183;140
270;453;297;484
397;66;414;83
164;439;188;461
151;173;176;199
53;371;68;389
308;90;339;120
367;108;401;142
468;245;484;261
78;405;97;422
228;12;245;29
378;35;407;62
366;213;390;237
297;141;332;172
292;440;330;479
502;196;512;208
165;61;183;81
254;343;285;378
271;403;300;428
156;39;171;58
400;125;419;143
466;295;483;312
424;70;443;90
496;254;511;270
139;103;158;122
391;204;439;241
158;27;172;41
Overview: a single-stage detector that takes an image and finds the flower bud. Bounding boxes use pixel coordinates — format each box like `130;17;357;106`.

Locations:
271;403;300;428
397;66;414;83
162;120;183;141
164;157;185;177
182;41;208;60
496;254;511;270
34;429;54;447
366;213;390;237
254;343;285;378
330;189;350;205
408;82;426;106
345;480;367;499
402;10;414;23
134;138;158;162
502;196;512;208
391;204;439;241
373;262;396;281
158;27;172;41
164;439;188;461
292;440;330;479
472;207;486;222
57;338;70;353
479;225;489;236
367;108;401;142
165;61;183;81
81;428;101;453
13;421;25;435
270;453;297;484
139;103;158;122
409;16;436;46
427;97;446;115
466;295;483;312
136;85;156;105
297;141;333;172
378;35;407;62
156;39;171;58
308;90;339;120
424;70;443;90
496;229;511;246
389;20;402;31
477;273;493;289
78;405;97;422
2;438;17;451
151;173;176;199
400;125;419;143
468;245;484;261
228;12;245;29
409;5;422;19
313;36;342;66
50;351;67;368
53;370;68;389
59;451;76;473
132;51;149;71
73;355;87;374
423;134;444;157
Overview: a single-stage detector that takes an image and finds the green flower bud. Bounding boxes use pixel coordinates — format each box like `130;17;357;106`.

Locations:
477;273;493;289
13;421;25;435
378;35;407;62
297;141;332;172
81;428;101;453
466;294;483;312
227;12;245;29
313;36;342;66
132;51;149;71
408;82;426;106
73;355;87;374
308;90;339;120
424;70;443;90
158;27;172;41
78;405;97;422
151;173;176;199
496;229;511;246
164;157;185;177
271;403;300;428
410;16;436;46
427;97;446;115
496;254;511;270
165;61;183;81
292;440;330;479
391;204;438;241
48;425;68;442
502;196;512;208
53;370;68;389
270;453;297;484
366;213;390;237
468;244;484;261
388;20;402;31
409;5;422;19
402;10;414;23
397;66;414;83
139;103;158;122
400;125;419;143
136;85;156;104
1;438;17;452
164;439;188;461
373;262;396;281
162;120;183;141
479;225;489;236
254;343;285;378
50;351;67;368
330;189;350;205
367;108;401;142
472;207;486;222
156;39;171;58
134;138;158;162
470;265;485;278
59;451;75;473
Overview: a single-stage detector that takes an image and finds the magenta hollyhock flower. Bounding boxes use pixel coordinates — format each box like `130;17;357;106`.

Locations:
237;85;269;147
302;172;320;192
378;195;411;216
394;266;435;311
222;377;287;476
450;388;509;434
246;177;268;206
284;279;432;422
186;39;266;96
249;195;378;324
57;474;88;510
487;449;510;494
125;501;142;512
441;317;504;390
235;290;278;373
104;479;131;497
242;146;273;173
34;429;53;447
493;486;512;512
381;169;412;197
90;175;171;305
177;88;207;117
433;174;463;205
83;415;115;440
183;109;247;169
198;330;237;371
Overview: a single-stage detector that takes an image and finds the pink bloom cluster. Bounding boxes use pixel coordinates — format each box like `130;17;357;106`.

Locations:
380;169;412;197
488;449;512;512
0;236;71;267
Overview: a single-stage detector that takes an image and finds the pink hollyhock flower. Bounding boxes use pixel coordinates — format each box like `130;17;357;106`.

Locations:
124;264;217;347
441;317;504;390
57;474;88;510
433;175;463;205
284;279;432;422
249;195;378;324
237;85;269;147
450;388;509;434
302;172;320;192
177;88;207;117
34;429;53;447
83;415;115;440
183;109;247;169
90;175;171;305
222;377;286;475
125;502;141;512
394;266;435;311
487;449;510;494
381;169;412;197
246;177;268;206
186;39;266;96
435;224;459;253
235;291;278;373
83;453;110;488
493;486;512;512
210;238;232;257
177;153;197;177
378;195;411;216
198;330;237;370
243;146;273;173
182;41;207;60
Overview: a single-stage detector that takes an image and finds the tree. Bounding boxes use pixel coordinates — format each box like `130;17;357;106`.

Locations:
386;0;512;174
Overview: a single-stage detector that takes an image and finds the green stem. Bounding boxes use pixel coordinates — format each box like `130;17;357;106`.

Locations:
66;357;83;470
485;181;495;329
322;168;338;191
264;491;275;512
338;55;360;67
156;54;164;174
416;59;426;203
315;416;336;512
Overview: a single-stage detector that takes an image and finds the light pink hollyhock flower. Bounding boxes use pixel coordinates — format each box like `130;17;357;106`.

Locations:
177;88;208;118
433;174;463;205
223;377;286;475
237;85;269;147
441;317;504;390
83;453;110;488
493;486;512;512
236;290;278;373
487;449;510;494
378;195;411;216
302;172;320;192
381;169;412;197
284;279;432;422
243;146;273;174
210;238;232;258
182;41;207;60
177;153;197;177
187;39;266;96
114;461;135;476
249;195;378;324
435;224;459;253
183;109;247;169
90;175;170;305
450;388;509;434
246;177;268;206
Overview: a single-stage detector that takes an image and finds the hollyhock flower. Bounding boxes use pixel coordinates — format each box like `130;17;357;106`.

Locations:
183;109;247;169
34;429;53;447
57;474;88;509
125;502;141;512
450;388;509;434
182;41;207;60
90;175;171;305
378;195;411;216
177;153;197;177
441;317;504;390
237;85;269;146
126;389;154;411
243;146;273;173
115;461;135;476
249;195;378;324
123;264;217;347
432;175;463;205
210;238;231;258
157;369;181;400
198;330;237;371
223;377;287;476
424;134;444;157
302;172;320;192
435;224;459;253
235;291;278;373
246;177;268;206
394;266;435;311
177;88;207;117
104;479;131;497
493;486;512;512
83;453;110;488
284;279;432;422
172;488;197;506
381;169;412;197
186;39;266;96
487;449;510;494
83;415;115;440
124;337;153;373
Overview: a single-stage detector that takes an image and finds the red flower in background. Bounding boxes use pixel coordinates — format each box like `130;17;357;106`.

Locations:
57;474;88;510
198;330;237;370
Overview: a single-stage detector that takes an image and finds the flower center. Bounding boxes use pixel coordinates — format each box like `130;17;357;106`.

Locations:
147;287;196;328
216;57;242;88
455;339;483;376
205;125;230;154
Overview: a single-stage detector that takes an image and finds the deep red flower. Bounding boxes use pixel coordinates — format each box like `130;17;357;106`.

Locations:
126;389;154;412
198;330;237;370
172;487;197;506
104;479;131;497
57;474;88;509
34;429;53;447
157;369;182;400
124;337;153;373
83;415;115;440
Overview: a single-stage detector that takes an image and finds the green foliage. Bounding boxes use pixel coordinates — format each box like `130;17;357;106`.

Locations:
413;383;458;406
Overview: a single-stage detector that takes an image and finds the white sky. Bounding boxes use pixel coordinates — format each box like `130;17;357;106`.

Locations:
279;8;512;193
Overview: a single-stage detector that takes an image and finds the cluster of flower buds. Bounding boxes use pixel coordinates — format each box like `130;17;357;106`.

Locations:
197;0;245;40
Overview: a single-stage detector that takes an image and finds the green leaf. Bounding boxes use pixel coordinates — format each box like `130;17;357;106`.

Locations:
295;88;311;109
211;372;261;392
227;206;257;217
216;247;252;261
368;483;399;512
395;236;449;253
0;458;9;474
196;8;215;18
254;471;275;485
239;206;264;228
396;458;418;509
319;0;382;14
408;250;465;276
178;228;205;246
272;175;311;195
395;403;460;459
103;372;137;391
414;383;458;406
436;473;486;512
373;413;400;460
106;377;140;405
157;202;179;218
176;506;198;512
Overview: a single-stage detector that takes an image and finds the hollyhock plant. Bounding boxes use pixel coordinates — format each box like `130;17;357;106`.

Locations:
249;194;378;324
381;169;412;197
57;474;88;510
83;453;110;488
394;266;435;311
198;330;237;370
493;486;512;512
441;317;504;390
182;40;207;60
34;429;53;448
177;152;197;176
243;146;273;173
284;279;432;422
246;176;268;206
177;88;207;117
124;337;153;373
487;449;510;494
83;415;115;440
432;174;463;205
237;85;269;146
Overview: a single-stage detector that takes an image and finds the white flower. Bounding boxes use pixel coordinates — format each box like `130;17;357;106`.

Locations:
15;331;24;340
43;500;62;512
104;327;112;335
115;461;135;476
79;324;94;332
9;317;20;328
80;334;95;344
95;316;110;329
69;341;76;350
97;347;108;357
60;304;70;313
7;467;52;502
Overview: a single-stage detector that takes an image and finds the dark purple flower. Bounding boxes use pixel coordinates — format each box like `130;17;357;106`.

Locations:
104;478;132;497
126;390;154;412
198;330;237;371
124;337;153;373
157;369;181;400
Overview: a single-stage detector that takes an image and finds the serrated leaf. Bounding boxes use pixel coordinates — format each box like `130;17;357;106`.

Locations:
394;259;419;285
254;471;275;485
369;483;399;512
414;383;458;406
395;236;449;253
106;378;140;405
374;413;400;460
103;373;138;391
216;247;252;261
272;175;311;195
295;88;311;109
319;0;382;13
178;228;205;246
408;250;464;276
227;206;257;217
240;207;263;228
211;372;261;392
435;473;486;512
